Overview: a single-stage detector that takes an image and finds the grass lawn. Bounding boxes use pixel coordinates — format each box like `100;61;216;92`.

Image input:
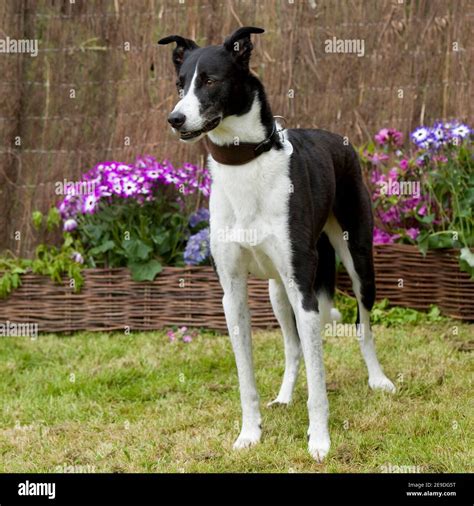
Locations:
0;321;472;473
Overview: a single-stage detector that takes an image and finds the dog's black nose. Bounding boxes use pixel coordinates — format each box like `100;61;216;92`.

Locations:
168;112;186;129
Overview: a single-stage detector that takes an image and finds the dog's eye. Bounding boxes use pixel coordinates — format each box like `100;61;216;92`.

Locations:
205;78;215;86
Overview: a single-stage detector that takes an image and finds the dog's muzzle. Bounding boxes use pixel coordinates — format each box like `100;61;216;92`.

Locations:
179;117;221;140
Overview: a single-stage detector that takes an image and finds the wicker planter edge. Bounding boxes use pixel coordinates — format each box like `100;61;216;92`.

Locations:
0;244;472;333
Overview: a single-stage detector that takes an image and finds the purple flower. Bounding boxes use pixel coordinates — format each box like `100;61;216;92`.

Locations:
182;335;193;343
122;178;138;196
379;207;400;224
432;122;445;142
411;127;430;146
374;128;403;147
374;128;390;145
451;123;470;139
368;152;389;165
399;158;409;171
417;204;427;216
63;218;78;232
388;167;398;180
373;228;395;244
184;228;210;265
389;129;404;147
406;228;420;241
71;252;84;264
83;194;98;214
189;208;210;228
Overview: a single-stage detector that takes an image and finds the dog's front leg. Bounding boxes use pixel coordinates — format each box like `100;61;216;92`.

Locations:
222;276;262;449
284;283;331;462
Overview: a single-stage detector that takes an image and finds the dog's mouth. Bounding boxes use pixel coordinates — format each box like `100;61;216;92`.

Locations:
179;117;221;140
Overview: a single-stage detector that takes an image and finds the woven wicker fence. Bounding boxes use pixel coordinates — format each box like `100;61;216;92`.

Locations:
0;245;472;333
1;0;473;257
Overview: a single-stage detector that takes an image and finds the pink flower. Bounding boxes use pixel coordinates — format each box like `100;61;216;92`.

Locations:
369;152;389;165
388;167;398;180
418;204;427;216
406;228;420;240
389;129;404;147
379;207;400;224
399;158;409;171
374;228;395;244
433;154;448;163
182;335;193;343
371;170;385;184
374;128;404;147
374;128;389;145
167;330;176;342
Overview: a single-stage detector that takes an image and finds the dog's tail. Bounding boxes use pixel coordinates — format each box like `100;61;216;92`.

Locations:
314;232;336;305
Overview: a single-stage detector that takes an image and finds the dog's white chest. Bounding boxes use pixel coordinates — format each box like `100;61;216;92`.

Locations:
209;148;292;280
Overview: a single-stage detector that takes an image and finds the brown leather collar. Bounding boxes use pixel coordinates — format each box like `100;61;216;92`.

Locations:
204;127;278;165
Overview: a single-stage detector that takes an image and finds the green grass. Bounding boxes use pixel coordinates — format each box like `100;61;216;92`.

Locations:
0;321;472;473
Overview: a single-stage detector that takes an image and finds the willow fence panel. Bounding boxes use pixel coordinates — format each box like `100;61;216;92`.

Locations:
0;245;472;333
0;0;472;256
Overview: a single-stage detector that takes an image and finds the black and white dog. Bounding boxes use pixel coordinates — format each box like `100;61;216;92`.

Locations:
159;27;395;461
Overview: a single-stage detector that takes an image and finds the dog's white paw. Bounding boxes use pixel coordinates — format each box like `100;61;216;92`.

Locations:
267;396;291;407
233;427;262;450
308;433;331;462
330;308;342;322
369;375;396;393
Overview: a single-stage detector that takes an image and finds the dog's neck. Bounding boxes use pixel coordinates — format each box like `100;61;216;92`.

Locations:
208;78;276;146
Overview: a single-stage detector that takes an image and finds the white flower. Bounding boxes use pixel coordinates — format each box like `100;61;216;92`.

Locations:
451;124;470;138
83;194;98;213
411;127;430;144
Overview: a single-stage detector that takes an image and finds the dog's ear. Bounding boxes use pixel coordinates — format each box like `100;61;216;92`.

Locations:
223;26;264;69
158;35;199;73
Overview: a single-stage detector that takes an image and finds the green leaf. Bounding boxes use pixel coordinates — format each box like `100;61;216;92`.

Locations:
122;239;152;261
32;211;43;230
428;233;453;250
46;207;61;231
128;259;162;282
63;233;74;248
416;231;430;256
418;213;435;224
89;240;116;256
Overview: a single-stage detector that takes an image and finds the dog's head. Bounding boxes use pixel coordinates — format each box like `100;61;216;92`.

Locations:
158;27;264;142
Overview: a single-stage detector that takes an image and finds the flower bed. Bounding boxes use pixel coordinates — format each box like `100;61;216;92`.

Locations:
1;244;472;333
1;120;472;326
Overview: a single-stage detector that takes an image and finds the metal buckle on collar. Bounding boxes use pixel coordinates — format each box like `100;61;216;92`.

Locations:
254;122;277;156
253;116;288;155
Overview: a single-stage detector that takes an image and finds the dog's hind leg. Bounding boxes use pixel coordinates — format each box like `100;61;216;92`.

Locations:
268;278;301;406
315;232;341;336
326;212;395;393
349;246;396;393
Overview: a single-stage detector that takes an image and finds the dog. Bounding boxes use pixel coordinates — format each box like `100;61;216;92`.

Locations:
159;26;395;461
